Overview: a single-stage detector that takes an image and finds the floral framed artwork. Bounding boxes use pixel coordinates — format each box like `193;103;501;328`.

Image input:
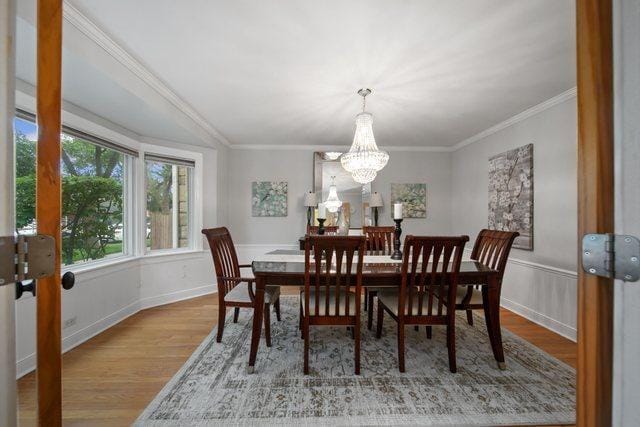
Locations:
390;183;427;218
488;144;533;250
252;181;288;217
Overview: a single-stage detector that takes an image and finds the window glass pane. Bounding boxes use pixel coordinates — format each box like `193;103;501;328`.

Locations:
61;134;125;265
146;160;192;251
13;117;127;266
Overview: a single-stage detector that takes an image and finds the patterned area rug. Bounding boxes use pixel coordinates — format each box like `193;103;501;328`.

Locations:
136;296;575;426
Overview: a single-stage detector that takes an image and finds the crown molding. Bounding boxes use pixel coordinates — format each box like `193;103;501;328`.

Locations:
450;87;577;152
228;143;453;152
62;1;231;148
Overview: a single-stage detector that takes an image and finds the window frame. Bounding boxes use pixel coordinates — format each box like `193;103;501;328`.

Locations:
138;143;203;256
13;111;137;270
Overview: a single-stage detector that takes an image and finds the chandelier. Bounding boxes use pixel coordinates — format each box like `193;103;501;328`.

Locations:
324;176;342;213
340;88;389;184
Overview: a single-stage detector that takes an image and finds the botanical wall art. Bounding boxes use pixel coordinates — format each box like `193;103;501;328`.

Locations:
252;181;288;217
390;183;427;218
488;144;533;250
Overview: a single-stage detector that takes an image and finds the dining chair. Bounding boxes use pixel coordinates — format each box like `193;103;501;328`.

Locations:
456;229;519;325
307;225;339;234
302;235;366;375
376;235;469;373
202;227;281;345
361;226;396;328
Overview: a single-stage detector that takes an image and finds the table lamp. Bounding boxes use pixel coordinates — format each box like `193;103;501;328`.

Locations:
369;192;383;226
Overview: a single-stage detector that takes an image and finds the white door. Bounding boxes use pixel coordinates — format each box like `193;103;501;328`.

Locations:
0;0;17;426
612;0;640;425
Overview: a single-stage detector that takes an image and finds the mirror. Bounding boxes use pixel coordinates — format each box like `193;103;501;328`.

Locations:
313;152;371;228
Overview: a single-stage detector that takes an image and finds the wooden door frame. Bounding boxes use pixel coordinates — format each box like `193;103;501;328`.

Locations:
35;0;63;425
577;0;614;425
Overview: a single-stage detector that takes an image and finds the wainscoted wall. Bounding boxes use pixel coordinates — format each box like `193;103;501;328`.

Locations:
452;96;578;340
15;138;223;379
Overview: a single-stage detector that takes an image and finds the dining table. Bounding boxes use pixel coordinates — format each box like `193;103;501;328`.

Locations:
248;249;505;373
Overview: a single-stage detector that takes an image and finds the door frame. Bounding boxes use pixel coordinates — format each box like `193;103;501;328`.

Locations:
0;0;17;425
576;0;615;425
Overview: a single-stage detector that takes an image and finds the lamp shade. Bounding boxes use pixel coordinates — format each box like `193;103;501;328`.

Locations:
369;192;383;207
303;191;317;207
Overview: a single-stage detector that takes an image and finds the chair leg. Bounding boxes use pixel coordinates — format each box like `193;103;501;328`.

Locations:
397;322;406;373
364;288;368;311
303;318;310;375
426;326;432;339
350;326;355;340
447;318;457;373
216;304;226;343
376;300;384;339
264;303;272;347
367;291;375;330
233;307;240;323
299;299;304;338
414;325;419;331
466;309;474;326
274;298;281;322
354;320;361;375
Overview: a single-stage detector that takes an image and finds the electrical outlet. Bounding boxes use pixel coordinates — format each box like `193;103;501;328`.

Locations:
63;316;77;330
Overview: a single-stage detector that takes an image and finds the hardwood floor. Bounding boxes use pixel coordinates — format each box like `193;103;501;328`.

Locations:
17;290;576;426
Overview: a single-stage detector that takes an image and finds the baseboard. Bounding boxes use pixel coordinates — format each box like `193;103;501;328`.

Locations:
16;284;217;379
501;297;577;342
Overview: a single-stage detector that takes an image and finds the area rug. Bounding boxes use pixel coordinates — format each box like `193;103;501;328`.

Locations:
135;296;575;426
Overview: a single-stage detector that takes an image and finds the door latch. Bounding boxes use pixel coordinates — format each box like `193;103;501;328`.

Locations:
582;234;640;282
0;235;56;286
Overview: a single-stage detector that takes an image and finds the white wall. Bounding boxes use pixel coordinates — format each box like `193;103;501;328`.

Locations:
227;149;453;245
451;97;578;340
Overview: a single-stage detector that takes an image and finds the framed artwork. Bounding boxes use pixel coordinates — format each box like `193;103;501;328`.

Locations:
390;183;427;218
488;144;533;250
252;181;288;217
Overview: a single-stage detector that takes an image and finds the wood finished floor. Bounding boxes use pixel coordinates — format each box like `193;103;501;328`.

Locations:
17;289;577;426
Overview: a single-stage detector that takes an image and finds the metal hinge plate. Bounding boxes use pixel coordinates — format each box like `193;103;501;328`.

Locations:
582;234;640;282
0;235;56;285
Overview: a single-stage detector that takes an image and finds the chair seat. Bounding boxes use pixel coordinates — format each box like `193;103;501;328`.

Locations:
301;290;358;316
378;289;449;316
224;282;280;304
438;285;484;305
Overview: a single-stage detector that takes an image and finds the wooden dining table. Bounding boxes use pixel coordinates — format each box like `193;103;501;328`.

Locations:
248;249;505;373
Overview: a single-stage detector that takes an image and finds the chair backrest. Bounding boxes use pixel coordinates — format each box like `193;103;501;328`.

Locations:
303;235;366;318
307;225;339;234
398;235;469;319
362;226;395;252
470;229;520;281
202;227;240;296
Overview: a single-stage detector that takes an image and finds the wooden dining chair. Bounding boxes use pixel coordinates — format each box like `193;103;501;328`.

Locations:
456;229;519;325
376;235;469;373
302;235;366;375
307;225;339;234
202;227;281;345
361;226;396;328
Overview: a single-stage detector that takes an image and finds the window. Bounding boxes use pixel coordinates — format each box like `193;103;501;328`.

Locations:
14;112;135;266
145;154;194;251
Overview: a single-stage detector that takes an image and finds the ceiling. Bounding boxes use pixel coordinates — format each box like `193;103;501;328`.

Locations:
17;0;576;149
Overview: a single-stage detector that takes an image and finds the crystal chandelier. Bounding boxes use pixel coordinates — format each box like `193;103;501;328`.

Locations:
324;176;342;213
341;88;389;184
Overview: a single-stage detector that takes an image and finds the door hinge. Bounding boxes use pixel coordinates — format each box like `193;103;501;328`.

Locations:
582;234;640;282
0;235;56;286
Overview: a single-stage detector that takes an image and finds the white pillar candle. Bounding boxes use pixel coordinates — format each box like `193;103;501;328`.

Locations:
393;202;403;220
317;203;327;219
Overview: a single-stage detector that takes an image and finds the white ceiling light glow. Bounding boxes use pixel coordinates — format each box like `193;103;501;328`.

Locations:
341;89;389;184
